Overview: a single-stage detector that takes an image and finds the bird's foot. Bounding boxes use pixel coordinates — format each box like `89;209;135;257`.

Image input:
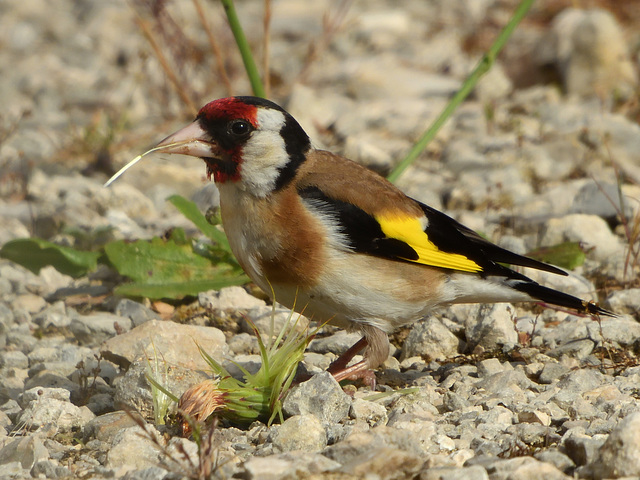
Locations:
324;336;377;389
329;359;377;390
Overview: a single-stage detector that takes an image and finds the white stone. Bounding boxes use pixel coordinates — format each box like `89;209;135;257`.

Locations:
540;214;624;262
539;8;637;98
475;62;513;102
270;414;327;453
591;412;640;478
198;286;265;311
350;398;388;427
401;317;461;362
105;425;164;474
453;303;518;350
17;396;94;432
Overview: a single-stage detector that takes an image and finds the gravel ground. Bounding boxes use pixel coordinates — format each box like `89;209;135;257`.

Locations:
1;0;640;479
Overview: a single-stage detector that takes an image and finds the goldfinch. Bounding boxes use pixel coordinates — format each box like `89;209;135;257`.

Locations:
108;96;612;381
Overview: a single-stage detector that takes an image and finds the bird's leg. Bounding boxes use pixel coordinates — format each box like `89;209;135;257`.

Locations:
330;359;377;389
291;337;368;386
327;326;389;389
327;336;368;374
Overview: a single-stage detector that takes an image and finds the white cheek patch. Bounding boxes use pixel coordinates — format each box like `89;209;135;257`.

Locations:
256;108;287;131
238;109;290;197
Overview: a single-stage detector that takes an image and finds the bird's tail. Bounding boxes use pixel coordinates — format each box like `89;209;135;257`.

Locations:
512;281;615;317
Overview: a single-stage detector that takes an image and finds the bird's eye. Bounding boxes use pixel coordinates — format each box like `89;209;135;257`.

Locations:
229;120;252;136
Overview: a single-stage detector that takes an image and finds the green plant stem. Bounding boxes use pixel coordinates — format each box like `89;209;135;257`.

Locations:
387;0;535;183
220;0;266;98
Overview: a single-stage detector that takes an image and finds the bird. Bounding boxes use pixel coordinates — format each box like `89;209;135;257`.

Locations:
109;96;613;383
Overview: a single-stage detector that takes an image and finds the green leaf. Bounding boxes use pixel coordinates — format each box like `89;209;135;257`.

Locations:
115;275;248;299
166;227;189;245
104;238;248;299
167;195;230;250
0;238;100;277
526;242;587;270
145;373;180;404
62;225;116;250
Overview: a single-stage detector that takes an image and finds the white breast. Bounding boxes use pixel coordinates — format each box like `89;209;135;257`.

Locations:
217;183;275;293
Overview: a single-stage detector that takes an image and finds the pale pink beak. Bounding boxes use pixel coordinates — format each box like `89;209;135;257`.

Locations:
103;120;223;187
155;121;220;158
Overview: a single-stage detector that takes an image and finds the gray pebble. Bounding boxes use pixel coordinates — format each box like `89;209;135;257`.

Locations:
459;304;518;351
443;390;469;412
401;317;462;362
537;362;570;384
105;424;163;471
605;288;640;315
350;398;388;426
283;372;351;424
570;182;632;220
269;414;327;453
31;460;71;479
0;1;639;477
308;330;363;356
590;412;640;478
547;339;595;360
114;299;160;327
0;435;49;470
0;350;28;369
534;449;575;473
70;312;133;346
563;433;607;467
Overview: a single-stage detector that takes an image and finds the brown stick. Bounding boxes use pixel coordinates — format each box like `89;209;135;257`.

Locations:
135;15;198;115
262;0;272;97
192;0;234;97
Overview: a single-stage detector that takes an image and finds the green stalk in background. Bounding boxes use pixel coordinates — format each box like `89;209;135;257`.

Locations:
387;0;535;183
220;0;266;98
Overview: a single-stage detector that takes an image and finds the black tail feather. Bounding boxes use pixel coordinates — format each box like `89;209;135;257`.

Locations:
512;281;615;317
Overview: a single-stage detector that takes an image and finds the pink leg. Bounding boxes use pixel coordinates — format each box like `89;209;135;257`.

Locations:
327;337;368;373
327;336;377;389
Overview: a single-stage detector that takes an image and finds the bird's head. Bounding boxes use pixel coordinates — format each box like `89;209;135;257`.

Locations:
156;96;311;196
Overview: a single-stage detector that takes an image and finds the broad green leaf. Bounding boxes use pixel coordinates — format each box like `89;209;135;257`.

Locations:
104;238;248;299
167;195;231;250
115;275;249;299
0;238;100;277
526;242;586;270
166;227;189;245
62;225;115;250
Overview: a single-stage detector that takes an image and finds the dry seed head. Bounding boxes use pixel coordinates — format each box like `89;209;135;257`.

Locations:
178;379;225;436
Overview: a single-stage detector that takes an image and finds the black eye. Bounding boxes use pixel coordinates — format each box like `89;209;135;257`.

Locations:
229;120;252;136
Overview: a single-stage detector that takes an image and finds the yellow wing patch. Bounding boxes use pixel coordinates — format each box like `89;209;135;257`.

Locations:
376;214;482;273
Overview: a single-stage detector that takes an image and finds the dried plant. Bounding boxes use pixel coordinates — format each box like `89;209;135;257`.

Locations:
179;308;314;430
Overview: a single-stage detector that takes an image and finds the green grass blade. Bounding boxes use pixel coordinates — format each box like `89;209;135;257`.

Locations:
387;0;535;183
197;343;233;378
145;373;181;404
167;195;231;251
220;0;266;97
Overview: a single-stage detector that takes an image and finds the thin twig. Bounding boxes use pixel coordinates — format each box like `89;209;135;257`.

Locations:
596;136;640;279
296;0;352;84
135;14;198;115
192;0;234;96
263;0;272;98
387;0;535;183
